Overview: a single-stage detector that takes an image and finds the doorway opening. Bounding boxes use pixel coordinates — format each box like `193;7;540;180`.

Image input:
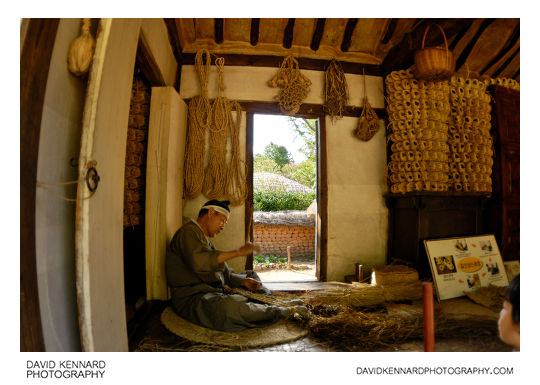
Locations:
250;113;320;283
123;62;150;325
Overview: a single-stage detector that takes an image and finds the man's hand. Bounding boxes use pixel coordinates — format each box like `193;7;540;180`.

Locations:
242;278;262;292
238;242;261;256
217;242;262;264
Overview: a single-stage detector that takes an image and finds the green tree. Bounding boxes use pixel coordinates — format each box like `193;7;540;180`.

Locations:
285;117;317;188
288;117;317;162
263;142;293;171
253;153;279;173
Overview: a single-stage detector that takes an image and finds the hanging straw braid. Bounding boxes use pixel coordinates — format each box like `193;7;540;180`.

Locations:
184;98;207;199
226;101;248;206
202;57;229;199
183;49;213;199
324;58;349;122
268;56;311;115
193;49;212;129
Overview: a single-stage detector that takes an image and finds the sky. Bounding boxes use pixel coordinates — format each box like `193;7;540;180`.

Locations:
253;114;307;164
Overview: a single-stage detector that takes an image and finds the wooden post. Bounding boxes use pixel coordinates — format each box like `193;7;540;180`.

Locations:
423;282;435;352
355;263;364;282
287;245;291;269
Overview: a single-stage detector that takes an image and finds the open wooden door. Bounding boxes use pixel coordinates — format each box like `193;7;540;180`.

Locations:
75;19;141;352
75;18;179;351
145;87;187;300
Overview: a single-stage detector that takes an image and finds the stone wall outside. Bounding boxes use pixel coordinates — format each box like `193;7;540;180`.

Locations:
253;223;315;259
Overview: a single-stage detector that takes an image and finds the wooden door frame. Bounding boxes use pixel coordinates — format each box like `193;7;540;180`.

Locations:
243;104;328;281
20;18;60;351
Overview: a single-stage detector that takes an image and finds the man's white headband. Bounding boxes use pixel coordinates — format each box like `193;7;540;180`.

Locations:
202;205;230;219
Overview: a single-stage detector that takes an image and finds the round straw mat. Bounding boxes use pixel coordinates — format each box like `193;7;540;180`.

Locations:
161;306;308;348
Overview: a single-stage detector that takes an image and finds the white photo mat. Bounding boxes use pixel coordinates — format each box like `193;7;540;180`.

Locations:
424;234;509;301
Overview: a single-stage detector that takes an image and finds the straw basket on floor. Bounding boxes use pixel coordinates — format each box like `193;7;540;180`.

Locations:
414;24;455;81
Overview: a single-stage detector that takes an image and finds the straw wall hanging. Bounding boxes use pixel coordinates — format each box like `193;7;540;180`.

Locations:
386;69;498;195
448;76;493;193
184;49;212;200
183;50;248;205
353;69;380;141
386;69;451;194
268;56;311;115
324;58;349;122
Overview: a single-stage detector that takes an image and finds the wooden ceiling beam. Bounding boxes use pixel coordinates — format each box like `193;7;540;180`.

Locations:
283;18;295;49
493;48;519;78
311;18;326;51
340;18;358;52
455;18;496;72
181;52;383;75
479;23;520;74
250;18;260;46
380;18;398;44
214;18;224;44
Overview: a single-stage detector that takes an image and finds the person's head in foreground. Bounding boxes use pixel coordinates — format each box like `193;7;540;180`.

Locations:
498;274;519;351
197;200;230;237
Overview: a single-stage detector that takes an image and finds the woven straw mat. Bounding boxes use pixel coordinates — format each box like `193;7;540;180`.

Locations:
161;307;308;348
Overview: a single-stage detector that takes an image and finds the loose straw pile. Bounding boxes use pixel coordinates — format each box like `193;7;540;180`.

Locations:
268;56;311;115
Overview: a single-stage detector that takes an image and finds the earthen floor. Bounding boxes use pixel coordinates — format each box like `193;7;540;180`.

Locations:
129;280;512;353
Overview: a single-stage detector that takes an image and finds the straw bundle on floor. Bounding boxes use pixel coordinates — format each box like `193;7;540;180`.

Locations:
304;303;498;351
302;281;422;308
371;265;419;285
464;285;506;313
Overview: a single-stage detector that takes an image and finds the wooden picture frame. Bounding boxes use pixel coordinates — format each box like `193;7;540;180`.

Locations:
424;234;509;301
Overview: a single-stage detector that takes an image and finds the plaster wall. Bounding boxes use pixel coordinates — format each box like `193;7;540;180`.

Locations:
325;117;388;281
179;64;388;281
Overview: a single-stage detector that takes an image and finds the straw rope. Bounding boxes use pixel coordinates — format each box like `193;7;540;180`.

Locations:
226;100;248;205
202;57;229;199
324;58;349;122
184;50;213;199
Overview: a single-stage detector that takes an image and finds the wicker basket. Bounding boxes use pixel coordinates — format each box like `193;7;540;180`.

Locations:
414;24;455;81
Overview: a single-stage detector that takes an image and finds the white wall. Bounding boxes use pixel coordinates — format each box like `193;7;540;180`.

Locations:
325;117;388;281
180;64;388;281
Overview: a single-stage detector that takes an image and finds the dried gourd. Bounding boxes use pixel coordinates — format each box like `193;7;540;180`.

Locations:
68;19;95;77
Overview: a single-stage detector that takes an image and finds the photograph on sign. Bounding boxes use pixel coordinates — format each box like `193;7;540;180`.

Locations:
424;234;509;300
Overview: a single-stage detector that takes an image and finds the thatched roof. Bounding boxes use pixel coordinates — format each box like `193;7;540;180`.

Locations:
254;172;313;193
253;210;315;227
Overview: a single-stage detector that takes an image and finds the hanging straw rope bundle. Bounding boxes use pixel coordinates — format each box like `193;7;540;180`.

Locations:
202;57;230;199
324;58;349;122
226;101;248;206
184;49;212;199
353;70;380;141
268;56;311;115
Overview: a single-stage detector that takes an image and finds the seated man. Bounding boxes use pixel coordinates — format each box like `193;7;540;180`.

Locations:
166;199;306;332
